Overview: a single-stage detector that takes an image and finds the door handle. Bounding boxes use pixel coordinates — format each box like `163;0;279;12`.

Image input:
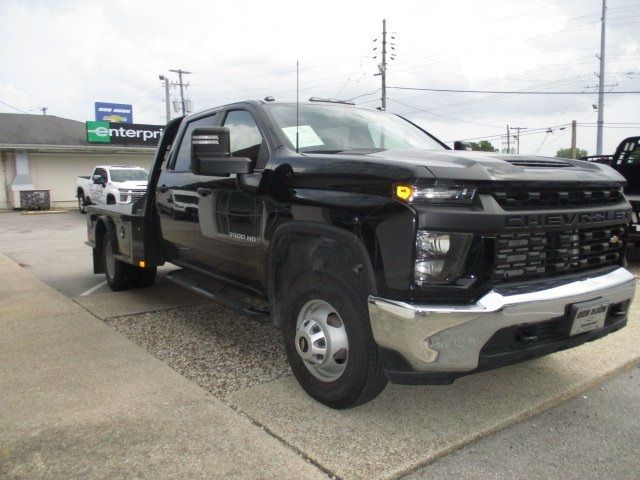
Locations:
158;185;169;193
197;187;212;197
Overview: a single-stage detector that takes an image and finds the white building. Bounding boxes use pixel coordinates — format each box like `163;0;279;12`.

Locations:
0;113;155;209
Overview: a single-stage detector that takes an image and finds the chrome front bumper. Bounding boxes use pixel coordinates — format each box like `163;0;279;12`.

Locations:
368;267;636;373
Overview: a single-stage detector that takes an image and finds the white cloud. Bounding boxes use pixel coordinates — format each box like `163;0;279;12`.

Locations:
0;0;638;155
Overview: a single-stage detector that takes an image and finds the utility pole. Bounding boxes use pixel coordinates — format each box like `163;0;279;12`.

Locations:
169;68;191;116
159;74;171;124
40;107;47;115
506;125;511;154
373;19;388;110
381;19;387;110
511;126;528;154
571;120;577;159
596;0;607;155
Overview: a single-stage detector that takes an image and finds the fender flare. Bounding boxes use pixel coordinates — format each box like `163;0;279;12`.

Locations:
267;221;378;326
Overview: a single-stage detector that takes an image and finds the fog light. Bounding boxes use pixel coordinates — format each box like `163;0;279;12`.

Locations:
415;260;445;282
417;232;450;256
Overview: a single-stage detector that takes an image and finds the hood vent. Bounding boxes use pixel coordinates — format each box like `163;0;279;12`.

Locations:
503;158;573;168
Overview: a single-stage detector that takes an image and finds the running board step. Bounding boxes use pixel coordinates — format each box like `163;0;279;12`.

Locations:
167;269;270;322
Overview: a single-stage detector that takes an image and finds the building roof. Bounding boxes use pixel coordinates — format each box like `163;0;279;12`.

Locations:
0;113;154;153
0;113;87;146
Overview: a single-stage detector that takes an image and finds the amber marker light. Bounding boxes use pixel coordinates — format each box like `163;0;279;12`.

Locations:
139;260;146;268
395;184;414;201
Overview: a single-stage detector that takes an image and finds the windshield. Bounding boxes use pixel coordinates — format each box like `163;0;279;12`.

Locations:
267;104;446;154
109;169;149;182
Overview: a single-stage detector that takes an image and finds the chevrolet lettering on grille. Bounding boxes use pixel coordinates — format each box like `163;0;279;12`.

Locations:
504;210;630;229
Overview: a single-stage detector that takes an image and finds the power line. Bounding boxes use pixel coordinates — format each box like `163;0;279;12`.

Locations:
347;89;380;101
388;98;502;128
388;86;640;94
0;98;29;114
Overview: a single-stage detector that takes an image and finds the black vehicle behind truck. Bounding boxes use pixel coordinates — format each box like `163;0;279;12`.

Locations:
85;99;636;408
583;136;640;242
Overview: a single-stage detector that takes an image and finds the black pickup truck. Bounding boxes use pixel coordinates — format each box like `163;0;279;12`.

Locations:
86;99;636;408
583;136;640;242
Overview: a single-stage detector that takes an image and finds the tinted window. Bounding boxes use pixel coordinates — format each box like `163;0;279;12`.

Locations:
615;140;640;166
223;110;263;161
172;114;217;171
109;169;149;182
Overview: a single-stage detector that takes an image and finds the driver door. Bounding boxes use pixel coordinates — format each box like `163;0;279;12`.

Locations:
195;109;267;289
90;168;107;203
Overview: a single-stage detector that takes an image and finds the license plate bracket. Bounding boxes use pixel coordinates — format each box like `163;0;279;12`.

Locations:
569;299;609;336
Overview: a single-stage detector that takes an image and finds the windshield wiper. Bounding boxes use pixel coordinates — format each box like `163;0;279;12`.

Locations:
301;149;344;154
302;148;387;155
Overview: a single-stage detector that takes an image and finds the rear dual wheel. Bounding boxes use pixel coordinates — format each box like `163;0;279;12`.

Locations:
102;234;156;291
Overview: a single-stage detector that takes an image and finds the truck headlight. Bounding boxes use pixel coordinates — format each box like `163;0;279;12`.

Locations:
395;185;476;205
414;231;472;285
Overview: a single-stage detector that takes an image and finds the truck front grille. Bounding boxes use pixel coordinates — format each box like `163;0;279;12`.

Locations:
492;187;623;210
493;225;626;282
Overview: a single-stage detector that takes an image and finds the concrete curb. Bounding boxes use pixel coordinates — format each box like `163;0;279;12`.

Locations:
0;254;327;479
228;294;640;480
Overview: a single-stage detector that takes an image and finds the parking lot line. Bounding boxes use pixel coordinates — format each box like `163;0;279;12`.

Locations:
79;280;107;296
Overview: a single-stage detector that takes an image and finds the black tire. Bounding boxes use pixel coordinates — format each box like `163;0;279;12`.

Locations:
132;265;157;288
282;271;388;409
102;234;133;291
77;191;86;214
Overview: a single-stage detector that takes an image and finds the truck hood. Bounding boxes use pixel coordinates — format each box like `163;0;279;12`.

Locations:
299;149;625;184
365;149;626;183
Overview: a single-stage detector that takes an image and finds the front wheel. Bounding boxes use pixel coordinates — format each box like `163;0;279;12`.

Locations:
282;272;387;409
77;193;87;213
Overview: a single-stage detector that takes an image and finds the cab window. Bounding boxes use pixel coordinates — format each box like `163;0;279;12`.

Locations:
222;110;264;162
171;113;217;172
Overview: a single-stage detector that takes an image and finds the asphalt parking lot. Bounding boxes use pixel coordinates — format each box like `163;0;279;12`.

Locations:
1;209;640;479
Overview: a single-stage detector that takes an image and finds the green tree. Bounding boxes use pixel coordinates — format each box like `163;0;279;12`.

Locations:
470;140;497;152
556;147;588;159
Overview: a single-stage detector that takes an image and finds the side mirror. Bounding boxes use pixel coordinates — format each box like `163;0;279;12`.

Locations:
454;141;472;151
191;126;253;176
92;174;103;184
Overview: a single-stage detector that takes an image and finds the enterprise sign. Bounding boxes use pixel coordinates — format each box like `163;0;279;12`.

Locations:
86;121;163;146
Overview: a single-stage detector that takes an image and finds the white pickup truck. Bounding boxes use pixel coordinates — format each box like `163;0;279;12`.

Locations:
76;165;149;213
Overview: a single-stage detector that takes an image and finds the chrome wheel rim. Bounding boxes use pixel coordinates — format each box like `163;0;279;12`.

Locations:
105;238;115;279
295;299;349;382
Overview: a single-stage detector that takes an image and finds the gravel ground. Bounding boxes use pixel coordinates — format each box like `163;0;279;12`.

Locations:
105;302;291;399
103;251;640;400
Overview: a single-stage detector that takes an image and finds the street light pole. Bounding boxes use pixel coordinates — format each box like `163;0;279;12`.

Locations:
159;74;171;124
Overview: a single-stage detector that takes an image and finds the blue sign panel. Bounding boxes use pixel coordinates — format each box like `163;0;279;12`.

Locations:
94;102;133;123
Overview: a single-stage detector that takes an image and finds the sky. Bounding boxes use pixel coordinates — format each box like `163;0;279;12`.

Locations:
0;0;638;156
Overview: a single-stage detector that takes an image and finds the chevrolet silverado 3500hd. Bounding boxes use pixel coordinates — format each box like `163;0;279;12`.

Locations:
84;99;635;408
